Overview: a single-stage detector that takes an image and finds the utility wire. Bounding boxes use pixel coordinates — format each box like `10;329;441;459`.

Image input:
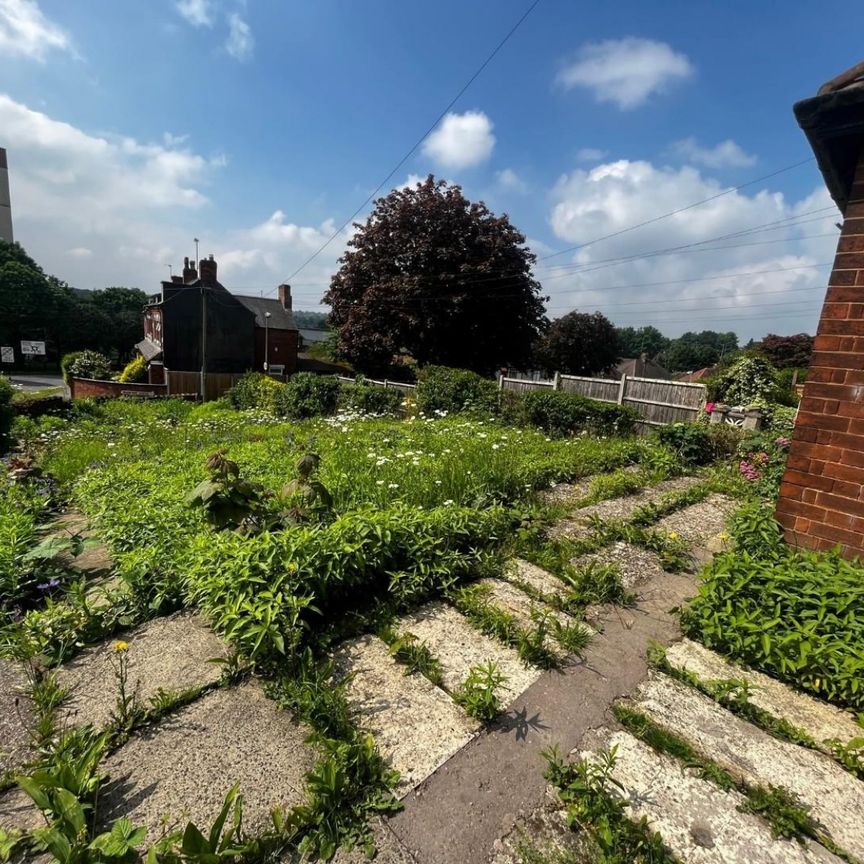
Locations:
272;0;544;292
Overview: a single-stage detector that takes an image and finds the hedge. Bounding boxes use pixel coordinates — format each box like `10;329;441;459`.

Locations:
517;390;637;438
415;366;499;416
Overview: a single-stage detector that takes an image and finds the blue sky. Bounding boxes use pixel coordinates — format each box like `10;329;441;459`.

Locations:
1;0;862;340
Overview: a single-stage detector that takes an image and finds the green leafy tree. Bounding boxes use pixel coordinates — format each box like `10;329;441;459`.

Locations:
325;176;547;375
658;330;739;372
614;325;670;358
534;311;620;376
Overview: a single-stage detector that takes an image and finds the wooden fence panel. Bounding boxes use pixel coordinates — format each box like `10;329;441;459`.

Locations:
500;372;706;427
559;375;620;403
165;371;244;400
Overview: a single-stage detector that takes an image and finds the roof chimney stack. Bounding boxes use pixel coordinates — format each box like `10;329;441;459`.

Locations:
277;283;292;311
182;256;197;283
199;254;217;287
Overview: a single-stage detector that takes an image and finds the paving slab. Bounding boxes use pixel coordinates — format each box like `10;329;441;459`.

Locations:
666;639;863;752
57;613;228;730
506;559;568;601
98;681;314;841
632;672;864;861
0;660;34;778
50;511;113;576
386;566;698;864
654;494;736;549
332;635;478;796
397;601;542;705
571;541;666;591
477;578;575;636
582;729;841;864
0;787;43;833
332;817;417;864
550;475;703;540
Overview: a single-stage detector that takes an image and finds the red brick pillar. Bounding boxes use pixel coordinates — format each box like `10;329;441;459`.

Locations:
775;153;864;560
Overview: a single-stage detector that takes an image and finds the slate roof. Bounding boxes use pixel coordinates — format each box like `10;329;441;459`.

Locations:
616;357;672;380
794;60;864;212
234;295;297;330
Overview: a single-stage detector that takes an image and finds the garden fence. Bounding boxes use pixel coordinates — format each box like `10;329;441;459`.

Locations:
500;372;706;426
336;375;417;394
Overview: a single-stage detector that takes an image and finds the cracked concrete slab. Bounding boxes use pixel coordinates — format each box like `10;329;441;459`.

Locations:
56;613;228;731
506;559;568;601
477;578;575;636
583;729;841;864
550;476;703;539
0;660;34;778
98;681;314;841
632;672;864;861
332;635;477;796
397;601;542;705
0;787;42;834
49;511;113;576
572;541;666;591
665;639;863;752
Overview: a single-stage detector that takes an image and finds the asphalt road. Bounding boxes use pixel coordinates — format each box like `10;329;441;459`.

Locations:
7;374;65;392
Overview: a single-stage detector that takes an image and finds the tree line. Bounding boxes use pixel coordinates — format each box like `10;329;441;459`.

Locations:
0;240;147;369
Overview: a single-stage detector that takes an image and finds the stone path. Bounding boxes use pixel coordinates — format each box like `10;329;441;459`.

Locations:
49;511;113;577
56;612;227;730
0;660;34;780
395;601;541;704
550;475;704;539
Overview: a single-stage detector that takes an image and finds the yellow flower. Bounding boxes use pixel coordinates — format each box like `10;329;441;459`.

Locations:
668;531;679;540
114;640;130;653
718;531;730;542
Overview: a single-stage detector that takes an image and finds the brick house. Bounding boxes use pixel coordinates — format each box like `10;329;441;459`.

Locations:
775;61;864;560
137;255;298;387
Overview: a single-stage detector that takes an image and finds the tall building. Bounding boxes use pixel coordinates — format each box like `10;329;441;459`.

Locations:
0;148;12;244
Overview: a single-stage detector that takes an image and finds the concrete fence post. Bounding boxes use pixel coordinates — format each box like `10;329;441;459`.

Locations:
553;371;561;391
617;374;627;405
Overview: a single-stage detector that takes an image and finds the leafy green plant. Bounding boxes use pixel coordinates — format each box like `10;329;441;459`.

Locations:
654;423;714;466
338;382;404;416
186;449;271;532
713;356;780;406
415;365;500;416
275;373;339;420
518;390;637;438
116;356;146;384
382;630;443;687
280;451;333;524
64;351;112;383
0;374;13;454
225;371;285;412
108;640;142;731
454;661;506;722
543;744;674;863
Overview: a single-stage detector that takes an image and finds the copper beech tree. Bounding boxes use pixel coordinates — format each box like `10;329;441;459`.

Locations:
324;176;547;375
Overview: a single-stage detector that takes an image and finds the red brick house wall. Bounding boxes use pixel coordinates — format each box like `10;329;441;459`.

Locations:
254;328;299;375
70;377;168;399
775;154;864;560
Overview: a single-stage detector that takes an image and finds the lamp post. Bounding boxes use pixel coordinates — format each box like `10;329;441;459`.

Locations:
264;311;271;373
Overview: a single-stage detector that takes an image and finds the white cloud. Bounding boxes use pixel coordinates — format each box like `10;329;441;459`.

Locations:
422;111;495;170
225;12;253;61
395;173;425;191
495;168;528;193
0;0;70;61
175;0;213;27
673;138;757;169
544;159;838;340
576;147;607;163
3;94;349;306
557;38;693;109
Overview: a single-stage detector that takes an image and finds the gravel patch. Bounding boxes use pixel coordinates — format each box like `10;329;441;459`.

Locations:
57;613;228;730
571;542;666;591
507;559;569;599
654;493;736;549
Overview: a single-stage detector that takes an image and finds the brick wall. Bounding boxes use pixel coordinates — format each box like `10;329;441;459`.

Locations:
775;152;864;560
70;377;168;400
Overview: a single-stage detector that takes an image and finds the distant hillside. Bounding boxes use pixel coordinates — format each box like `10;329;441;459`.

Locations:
293;310;330;330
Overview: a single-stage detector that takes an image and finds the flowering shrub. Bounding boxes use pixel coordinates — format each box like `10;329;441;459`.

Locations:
713;356;779;406
63;350;112;382
117;355;147;383
737;434;790;497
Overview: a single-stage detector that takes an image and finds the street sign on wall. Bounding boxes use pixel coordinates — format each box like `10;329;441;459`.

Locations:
1;346;13;363
20;340;46;355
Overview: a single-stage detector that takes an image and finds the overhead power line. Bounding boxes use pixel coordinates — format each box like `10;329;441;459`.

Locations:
273;0;544;292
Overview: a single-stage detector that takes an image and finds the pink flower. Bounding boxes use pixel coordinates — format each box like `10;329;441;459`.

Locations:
705;402;715;414
775;437;791;448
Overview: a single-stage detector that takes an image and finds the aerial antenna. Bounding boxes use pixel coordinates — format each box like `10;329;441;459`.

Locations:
194;237;200;271
165;264;173;279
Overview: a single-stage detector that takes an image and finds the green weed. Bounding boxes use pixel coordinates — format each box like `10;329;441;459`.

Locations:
454;661;507;722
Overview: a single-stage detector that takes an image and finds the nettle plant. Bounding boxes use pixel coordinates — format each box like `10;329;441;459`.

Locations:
186;449;271;532
280;451;333;524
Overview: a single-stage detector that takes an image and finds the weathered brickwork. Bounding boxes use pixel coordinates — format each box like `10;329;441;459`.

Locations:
776;155;864;559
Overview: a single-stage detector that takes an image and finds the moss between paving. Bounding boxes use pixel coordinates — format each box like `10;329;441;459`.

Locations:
97;681;315;841
56;612;228;730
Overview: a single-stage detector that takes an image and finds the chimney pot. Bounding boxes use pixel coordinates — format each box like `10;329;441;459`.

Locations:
199;255;217;287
